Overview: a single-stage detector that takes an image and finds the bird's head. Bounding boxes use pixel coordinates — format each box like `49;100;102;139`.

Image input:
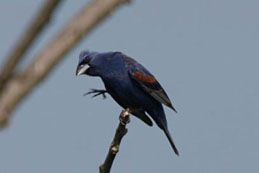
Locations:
76;50;97;76
76;50;123;77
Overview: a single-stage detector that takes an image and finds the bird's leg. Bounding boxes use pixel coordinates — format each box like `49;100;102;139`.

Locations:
119;108;131;125
84;88;107;99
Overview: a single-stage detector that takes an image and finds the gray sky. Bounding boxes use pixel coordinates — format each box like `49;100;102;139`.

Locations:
1;0;259;172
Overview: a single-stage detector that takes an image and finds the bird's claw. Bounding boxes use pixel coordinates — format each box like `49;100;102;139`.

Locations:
84;89;107;99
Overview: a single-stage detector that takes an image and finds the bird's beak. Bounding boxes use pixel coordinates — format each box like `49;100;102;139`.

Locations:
76;64;90;76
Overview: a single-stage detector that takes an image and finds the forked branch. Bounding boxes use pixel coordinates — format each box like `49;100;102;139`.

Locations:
0;0;63;91
0;0;130;128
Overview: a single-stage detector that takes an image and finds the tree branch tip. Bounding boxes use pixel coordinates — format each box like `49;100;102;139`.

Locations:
99;109;131;172
119;108;131;125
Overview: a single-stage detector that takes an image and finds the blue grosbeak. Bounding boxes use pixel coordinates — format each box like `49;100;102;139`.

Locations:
76;51;179;155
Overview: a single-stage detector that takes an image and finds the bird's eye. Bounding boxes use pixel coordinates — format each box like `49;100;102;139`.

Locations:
83;56;90;64
79;57;90;66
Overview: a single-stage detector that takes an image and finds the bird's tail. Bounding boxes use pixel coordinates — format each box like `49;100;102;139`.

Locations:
147;105;179;155
163;127;179;156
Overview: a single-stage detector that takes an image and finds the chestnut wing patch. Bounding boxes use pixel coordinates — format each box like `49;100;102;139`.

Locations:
133;72;157;83
130;71;177;112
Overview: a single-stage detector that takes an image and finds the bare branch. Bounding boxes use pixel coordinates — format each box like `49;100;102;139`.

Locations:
99;109;131;173
0;0;63;91
0;0;131;127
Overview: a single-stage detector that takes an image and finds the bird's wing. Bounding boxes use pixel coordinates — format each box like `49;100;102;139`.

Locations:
128;66;177;112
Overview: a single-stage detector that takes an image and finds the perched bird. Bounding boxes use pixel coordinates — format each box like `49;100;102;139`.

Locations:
76;50;179;155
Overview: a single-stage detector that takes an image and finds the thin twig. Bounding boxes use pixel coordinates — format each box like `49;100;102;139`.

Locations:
99;109;131;173
0;0;130;128
0;0;63;91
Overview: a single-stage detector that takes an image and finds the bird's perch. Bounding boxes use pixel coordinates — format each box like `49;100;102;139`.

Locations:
99;109;131;173
0;0;130;128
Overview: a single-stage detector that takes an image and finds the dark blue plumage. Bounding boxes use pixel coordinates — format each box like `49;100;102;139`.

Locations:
76;50;179;155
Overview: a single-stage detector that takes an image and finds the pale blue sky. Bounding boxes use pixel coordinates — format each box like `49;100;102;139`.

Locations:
1;0;259;173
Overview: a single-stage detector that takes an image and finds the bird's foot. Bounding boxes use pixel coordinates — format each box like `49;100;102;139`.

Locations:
84;89;107;99
119;108;131;125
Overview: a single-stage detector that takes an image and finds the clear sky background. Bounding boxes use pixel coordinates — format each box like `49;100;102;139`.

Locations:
1;0;259;173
